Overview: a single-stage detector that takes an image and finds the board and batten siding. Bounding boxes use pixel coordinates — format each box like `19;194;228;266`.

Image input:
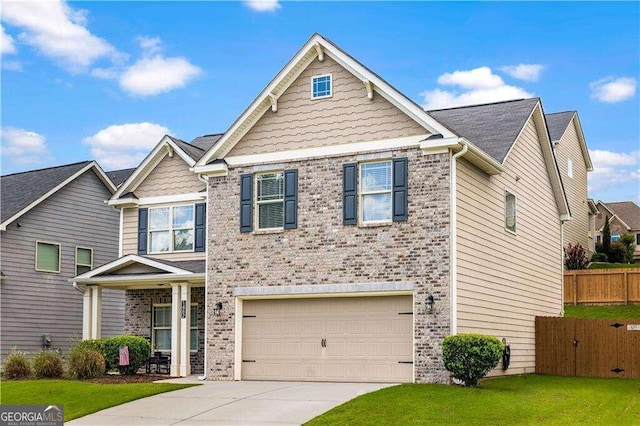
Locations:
455;117;562;376
227;55;427;157
0;170;123;361
134;153;204;198
553;119;591;253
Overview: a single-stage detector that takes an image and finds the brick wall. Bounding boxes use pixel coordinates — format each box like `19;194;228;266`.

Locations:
206;147;452;383
125;287;205;374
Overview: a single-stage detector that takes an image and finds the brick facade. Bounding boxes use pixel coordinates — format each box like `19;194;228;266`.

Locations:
206;148;452;383
125;286;206;374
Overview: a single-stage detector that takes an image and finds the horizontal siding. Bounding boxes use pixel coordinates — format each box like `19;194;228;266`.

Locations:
228;55;427;156
0;171;123;360
135;154;204;198
456;117;562;376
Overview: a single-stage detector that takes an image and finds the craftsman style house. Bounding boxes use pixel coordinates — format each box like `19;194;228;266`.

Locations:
0;161;125;361
77;34;580;383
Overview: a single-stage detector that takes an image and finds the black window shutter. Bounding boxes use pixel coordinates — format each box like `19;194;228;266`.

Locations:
283;169;298;229
138;208;148;255
240;174;253;233
392;157;408;222
343;163;357;225
194;202;206;252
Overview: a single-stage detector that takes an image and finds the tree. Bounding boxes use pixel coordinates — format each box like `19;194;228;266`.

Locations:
602;216;611;256
564;243;589;270
620;233;635;263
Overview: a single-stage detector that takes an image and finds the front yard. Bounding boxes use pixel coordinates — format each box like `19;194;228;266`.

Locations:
307;375;640;425
0;379;196;421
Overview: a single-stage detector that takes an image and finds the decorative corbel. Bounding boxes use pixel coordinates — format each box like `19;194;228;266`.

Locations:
268;93;278;112
363;80;373;100
166;144;174;158
314;42;324;62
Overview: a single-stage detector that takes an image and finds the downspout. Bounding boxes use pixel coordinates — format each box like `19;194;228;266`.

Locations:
559;218;570;316
450;141;468;336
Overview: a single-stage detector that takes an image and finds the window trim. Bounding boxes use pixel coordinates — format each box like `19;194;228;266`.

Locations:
151;303;198;353
310;73;333;100
35;240;61;273
359;160;393;225
75;246;93;276
611;232;620;243
254;171;285;231
504;190;517;235
148;204;196;254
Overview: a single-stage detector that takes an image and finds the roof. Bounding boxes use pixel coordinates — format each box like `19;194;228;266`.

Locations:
428;98;540;163
190;134;223;152
596;201;640;230
146;258;206;274
167;136;207;162
545;111;575;141
1;161;94;224
106;168;136;187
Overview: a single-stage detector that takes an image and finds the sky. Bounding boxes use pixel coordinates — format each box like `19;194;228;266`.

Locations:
1;1;638;203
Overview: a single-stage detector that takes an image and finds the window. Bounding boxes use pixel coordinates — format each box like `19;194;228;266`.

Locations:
360;161;393;223
255;172;284;230
148;205;194;253
152;304;198;352
311;74;332;99
505;191;517;233
596;235;601;244
35;241;61;273
567;158;573;178
611;233;620;242
76;247;93;275
636;233;640;246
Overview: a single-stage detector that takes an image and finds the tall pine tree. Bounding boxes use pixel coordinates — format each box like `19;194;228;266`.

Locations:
602;215;611;256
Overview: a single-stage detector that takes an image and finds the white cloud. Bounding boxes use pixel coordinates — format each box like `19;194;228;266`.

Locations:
0;0;120;72
82;122;171;169
0;127;51;166
1;25;16;55
119;57;202;97
136;36;162;56
2;60;22;72
588;149;640;195
590;77;637;103
244;0;281;12
500;64;544;82
421;67;534;110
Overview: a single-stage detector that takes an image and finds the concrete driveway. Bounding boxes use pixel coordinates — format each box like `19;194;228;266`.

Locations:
67;379;392;425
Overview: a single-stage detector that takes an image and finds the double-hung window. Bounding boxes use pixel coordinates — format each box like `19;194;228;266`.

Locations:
360;161;393;223
505;191;517;234
311;74;332;99
75;247;93;275
255;172;284;230
152;304;198;352
148;205;194;253
35;241;61;273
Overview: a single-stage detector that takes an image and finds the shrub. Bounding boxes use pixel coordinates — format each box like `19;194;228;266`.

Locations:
442;334;504;387
620;233;635;263
608;241;627;264
77;335;150;375
602;216;611;255
33;350;64;378
3;349;32;379
67;347;105;379
564;243;588;270
591;252;607;262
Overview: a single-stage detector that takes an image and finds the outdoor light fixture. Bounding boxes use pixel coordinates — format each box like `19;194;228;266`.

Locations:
426;294;435;314
213;302;223;316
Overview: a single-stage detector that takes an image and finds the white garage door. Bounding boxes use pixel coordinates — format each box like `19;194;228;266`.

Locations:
241;295;413;383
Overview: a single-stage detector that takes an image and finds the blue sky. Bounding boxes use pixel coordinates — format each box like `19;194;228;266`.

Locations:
1;1;638;202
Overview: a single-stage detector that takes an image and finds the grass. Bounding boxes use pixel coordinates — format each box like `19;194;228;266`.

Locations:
564;304;640;319
306;375;640;425
0;380;197;421
589;262;640;269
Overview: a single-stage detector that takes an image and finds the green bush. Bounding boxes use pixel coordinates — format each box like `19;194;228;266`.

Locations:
33;350;64;378
3;349;32;379
67;347;105;379
608;241;627;264
442;334;504;387
591;252;607;262
77;335;150;375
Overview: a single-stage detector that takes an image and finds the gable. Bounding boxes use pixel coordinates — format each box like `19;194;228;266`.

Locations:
227;55;427;157
135;153;204;198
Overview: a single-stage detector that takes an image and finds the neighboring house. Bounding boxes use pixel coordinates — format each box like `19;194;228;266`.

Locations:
594;201;640;261
546;111;596;255
0;161;125;361
76;34;574;383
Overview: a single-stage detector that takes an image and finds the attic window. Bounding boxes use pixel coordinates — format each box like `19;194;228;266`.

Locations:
505;191;517;234
311;74;332;99
567;158;573;179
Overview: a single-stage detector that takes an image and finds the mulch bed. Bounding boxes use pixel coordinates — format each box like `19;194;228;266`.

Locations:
90;374;172;384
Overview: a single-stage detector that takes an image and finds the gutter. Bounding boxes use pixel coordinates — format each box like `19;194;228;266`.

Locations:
449;141;468;336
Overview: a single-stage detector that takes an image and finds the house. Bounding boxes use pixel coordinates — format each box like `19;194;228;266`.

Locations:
594;201;640;261
545;111;597;255
0;161;126;361
76;34;574;383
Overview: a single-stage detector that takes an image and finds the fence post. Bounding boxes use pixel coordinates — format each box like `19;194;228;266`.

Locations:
573;272;578;305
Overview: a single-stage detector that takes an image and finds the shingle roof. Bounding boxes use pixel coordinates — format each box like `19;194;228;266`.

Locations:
106;168;136;187
1;161;92;224
147;258;206;274
427;98;540;163
167;136;206;162
596;201;640;230
545;111;575;142
190;134;222;152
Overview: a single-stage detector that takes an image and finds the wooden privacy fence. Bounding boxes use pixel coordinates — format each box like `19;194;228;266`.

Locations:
536;317;640;378
564;268;640;305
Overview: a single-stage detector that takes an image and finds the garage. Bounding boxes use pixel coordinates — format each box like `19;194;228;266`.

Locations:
241;295;413;383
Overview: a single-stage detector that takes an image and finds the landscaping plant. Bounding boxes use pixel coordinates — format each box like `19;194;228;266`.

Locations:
442;334;504;387
564;243;588;270
77;335;150;375
602;216;611;255
620;233;635;263
33;350;64;378
3;348;32;379
67;347;105;379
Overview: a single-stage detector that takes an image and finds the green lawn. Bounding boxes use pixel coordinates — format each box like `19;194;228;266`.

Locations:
589;262;640;269
564;304;640;319
0;380;196;421
306;375;640;426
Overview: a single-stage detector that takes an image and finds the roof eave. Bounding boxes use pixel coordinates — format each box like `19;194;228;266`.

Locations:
420;137;505;175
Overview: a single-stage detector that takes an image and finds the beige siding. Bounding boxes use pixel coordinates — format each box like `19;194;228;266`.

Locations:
228;55;427;156
135;154;204;198
456;117;562;376
554;119;591;253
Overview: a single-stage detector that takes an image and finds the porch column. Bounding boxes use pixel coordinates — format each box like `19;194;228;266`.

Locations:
170;283;182;376
90;287;102;339
82;286;92;340
179;284;191;377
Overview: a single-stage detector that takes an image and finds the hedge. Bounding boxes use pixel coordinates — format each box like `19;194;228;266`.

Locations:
442;333;504;387
76;335;150;375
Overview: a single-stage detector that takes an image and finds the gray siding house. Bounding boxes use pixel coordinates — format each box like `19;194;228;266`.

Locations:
0;161;127;360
